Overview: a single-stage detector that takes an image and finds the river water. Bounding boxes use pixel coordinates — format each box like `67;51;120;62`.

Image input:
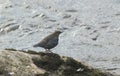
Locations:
0;0;120;75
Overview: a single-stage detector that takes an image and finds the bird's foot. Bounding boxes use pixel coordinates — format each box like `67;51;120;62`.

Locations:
45;49;53;53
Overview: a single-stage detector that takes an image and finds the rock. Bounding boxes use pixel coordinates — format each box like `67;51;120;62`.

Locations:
0;48;115;76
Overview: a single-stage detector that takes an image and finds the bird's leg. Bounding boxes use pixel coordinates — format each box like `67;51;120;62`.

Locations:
45;49;48;51
45;49;49;53
45;49;52;53
47;49;53;53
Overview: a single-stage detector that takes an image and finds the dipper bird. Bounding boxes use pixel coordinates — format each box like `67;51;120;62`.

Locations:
33;31;62;52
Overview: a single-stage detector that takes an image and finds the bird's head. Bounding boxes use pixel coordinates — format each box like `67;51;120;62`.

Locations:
55;30;62;34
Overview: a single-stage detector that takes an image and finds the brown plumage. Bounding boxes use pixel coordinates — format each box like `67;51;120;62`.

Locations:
33;31;62;51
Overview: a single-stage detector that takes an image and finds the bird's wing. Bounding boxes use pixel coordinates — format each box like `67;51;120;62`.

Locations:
35;34;53;47
46;36;58;47
37;39;48;47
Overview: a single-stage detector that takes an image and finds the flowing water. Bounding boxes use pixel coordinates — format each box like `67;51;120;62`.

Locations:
0;0;120;75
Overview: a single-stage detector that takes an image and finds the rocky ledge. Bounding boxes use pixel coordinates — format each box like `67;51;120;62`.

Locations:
0;49;115;76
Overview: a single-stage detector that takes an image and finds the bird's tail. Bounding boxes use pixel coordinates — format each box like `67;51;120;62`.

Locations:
33;44;38;47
